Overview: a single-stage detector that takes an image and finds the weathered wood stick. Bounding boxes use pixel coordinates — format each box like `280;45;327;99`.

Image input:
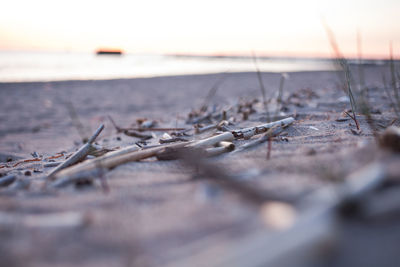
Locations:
54;142;189;179
53;118;294;181
218;141;235;150
51;144;141;178
157;141;235;160
102;144;141;158
44;162;62;168
48;124;104;177
87;124;105;144
194;124;217;134
188;132;235;149
232;117;294;139
195;120;231;134
232;126;285;154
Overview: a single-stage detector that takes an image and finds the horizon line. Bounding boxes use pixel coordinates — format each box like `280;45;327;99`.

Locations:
0;48;398;61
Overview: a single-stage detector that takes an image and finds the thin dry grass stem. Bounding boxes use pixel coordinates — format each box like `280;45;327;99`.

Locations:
344;111;360;130
273;74;286;120
382;74;400;116
108;116;151;139
389;43;400;109
200;72;228;112
128;127;187;132
108;115;122;132
357;30;367;96
323;22;360;130
344;62;360;130
252;51;270;122
65;101;89;143
353;31;380;139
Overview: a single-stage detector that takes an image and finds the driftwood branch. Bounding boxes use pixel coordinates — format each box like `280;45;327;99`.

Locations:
53;142;190;180
52;117;295;184
188;132;234;149
232;125;286;154
205;141;235;157
47;124;104;177
232;117;294;139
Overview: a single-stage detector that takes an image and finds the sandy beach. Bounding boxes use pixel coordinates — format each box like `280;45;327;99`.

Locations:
1;66;400;267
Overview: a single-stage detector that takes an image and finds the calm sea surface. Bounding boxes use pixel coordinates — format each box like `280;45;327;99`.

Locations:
0;51;337;82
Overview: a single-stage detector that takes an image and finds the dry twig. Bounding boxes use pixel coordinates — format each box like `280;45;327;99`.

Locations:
48;124;104;177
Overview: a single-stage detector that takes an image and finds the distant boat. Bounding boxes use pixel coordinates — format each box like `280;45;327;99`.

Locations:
96;49;123;56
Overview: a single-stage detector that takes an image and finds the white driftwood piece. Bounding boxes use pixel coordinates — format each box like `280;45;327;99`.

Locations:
231;117;294;139
48;124;104;177
52;144;140;179
54;142;189;179
188;132;235;149
205;141;235;157
53;117;295;181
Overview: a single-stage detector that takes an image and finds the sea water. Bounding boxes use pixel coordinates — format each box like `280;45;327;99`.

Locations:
0;51;337;82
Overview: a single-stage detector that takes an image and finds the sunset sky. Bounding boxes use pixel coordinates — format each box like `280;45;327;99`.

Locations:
0;0;399;58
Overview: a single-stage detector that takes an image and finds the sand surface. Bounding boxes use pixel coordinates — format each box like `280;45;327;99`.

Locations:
1;67;400;267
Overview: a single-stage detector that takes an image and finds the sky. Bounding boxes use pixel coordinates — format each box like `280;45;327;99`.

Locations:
0;0;399;58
